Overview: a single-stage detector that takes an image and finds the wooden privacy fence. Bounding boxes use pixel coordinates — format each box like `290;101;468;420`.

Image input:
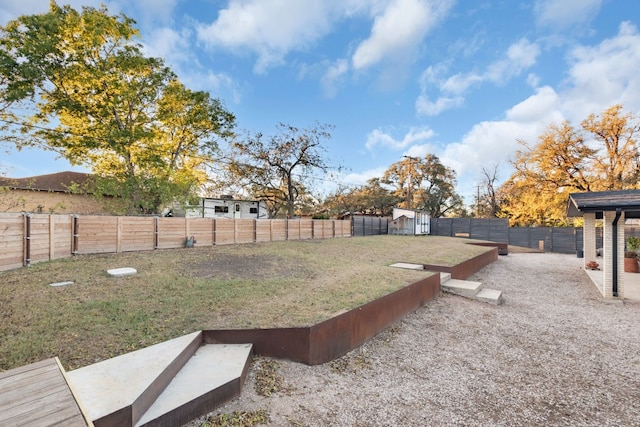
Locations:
0;213;352;272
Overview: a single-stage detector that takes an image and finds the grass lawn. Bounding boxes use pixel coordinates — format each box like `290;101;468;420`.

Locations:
0;235;492;371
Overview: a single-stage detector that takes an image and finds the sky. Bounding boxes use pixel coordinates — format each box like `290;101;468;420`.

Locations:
2;0;640;205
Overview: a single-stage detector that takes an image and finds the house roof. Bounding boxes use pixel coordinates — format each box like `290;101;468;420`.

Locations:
0;171;93;193
567;190;640;219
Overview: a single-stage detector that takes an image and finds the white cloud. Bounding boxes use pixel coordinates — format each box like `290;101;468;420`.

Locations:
342;166;389;186
534;0;602;30
438;86;563;199
321;58;350;98
506;86;560;122
561;21;640;122
351;0;453;70
196;0;338;73
365;127;435;151
486;38;541;82
416;38;541;116
142;27;193;65
415;94;464;116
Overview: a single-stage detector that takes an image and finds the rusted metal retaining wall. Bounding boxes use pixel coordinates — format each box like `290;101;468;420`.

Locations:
203;272;441;365
0;213;352;272
422;246;499;279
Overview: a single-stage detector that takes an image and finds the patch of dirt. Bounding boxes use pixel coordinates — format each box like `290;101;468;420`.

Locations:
184;253;314;280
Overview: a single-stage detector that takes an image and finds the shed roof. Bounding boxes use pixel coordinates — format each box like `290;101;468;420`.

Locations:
567;190;640;218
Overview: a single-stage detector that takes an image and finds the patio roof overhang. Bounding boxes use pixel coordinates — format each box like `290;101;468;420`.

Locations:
567;189;640;299
567;190;640;219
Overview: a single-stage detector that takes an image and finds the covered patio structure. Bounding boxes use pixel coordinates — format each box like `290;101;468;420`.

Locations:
567;189;640;300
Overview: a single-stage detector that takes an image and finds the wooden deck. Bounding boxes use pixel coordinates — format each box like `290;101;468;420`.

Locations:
0;358;91;427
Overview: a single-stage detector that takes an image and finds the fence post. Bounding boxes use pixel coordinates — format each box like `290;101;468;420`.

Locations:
24;213;31;267
154;216;159;249
72;215;79;255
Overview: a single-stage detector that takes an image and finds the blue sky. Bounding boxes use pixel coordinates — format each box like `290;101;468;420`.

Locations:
2;0;640;205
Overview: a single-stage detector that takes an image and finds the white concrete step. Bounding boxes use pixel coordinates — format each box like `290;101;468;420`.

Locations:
441;278;483;298
67;331;253;427
440;273;504;305
67;331;202;426
136;343;252;427
389;262;424;270
475;288;504;305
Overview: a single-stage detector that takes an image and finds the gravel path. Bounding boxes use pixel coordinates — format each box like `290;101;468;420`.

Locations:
191;253;640;426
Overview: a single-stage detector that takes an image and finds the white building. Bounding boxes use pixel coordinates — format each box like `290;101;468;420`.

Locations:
185;197;269;219
388;207;430;235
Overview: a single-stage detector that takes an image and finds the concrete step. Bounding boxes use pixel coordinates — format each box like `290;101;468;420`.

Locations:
441;278;483;298
136;343;252;427
439;272;451;283
67;331;202;426
475;288;504;305
389;262;424;270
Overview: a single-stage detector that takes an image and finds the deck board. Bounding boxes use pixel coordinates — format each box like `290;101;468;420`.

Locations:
0;358;89;427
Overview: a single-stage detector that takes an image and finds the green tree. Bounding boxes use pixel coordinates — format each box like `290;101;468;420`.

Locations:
228;123;339;218
0;2;235;214
383;154;461;217
321;178;399;217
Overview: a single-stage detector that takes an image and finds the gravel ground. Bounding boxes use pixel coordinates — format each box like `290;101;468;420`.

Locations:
190;252;640;427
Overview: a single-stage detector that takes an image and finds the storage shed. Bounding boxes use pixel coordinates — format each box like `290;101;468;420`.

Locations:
388;208;430;235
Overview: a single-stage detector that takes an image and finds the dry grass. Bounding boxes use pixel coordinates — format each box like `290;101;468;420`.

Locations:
0;235;491;371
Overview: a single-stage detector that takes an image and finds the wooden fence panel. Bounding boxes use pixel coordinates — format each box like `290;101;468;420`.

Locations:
313;220;325;239
215;219;235;245
287;220;301;240
271;220;287;241
235;219;255;244
157;217;187;249
51;215;73;260
300;220;313;239
77;215;117;254
0;213;24;271
0;214;356;272
326;220;336;238
187;218;214;247
337;220;351;237
28;214;53;264
118;217;155;252
256;220;271;242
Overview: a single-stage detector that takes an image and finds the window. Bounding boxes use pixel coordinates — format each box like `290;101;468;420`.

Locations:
249;207;258;214
214;205;229;213
235;204;240;212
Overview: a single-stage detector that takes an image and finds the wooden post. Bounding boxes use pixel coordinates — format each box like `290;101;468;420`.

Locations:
24;213;31;267
154;216;159;249
72;215;79;255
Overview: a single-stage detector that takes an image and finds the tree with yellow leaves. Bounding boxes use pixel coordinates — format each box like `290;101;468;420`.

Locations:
499;105;639;226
